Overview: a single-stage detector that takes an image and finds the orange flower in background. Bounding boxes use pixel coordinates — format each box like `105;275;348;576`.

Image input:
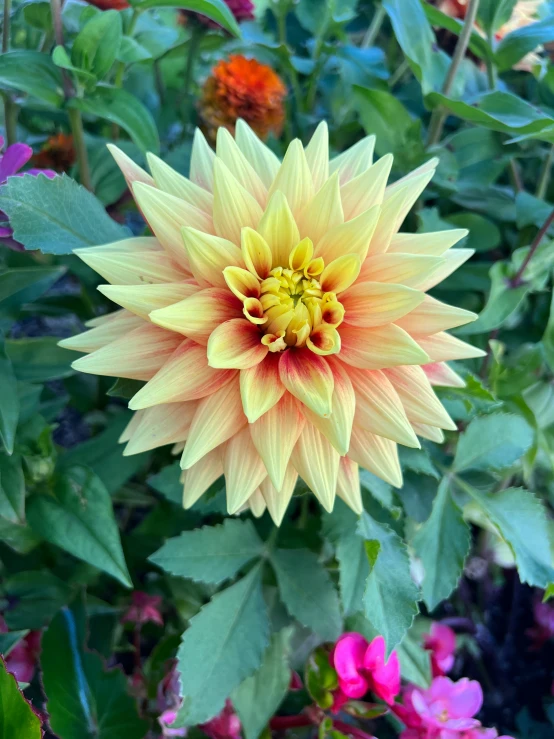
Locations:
32;134;76;174
199;56;286;143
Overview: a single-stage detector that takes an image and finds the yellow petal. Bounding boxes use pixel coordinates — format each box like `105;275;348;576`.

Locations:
181;377;246;469
216;127;268;206
247;488;267;518
123;401;197;455
223;266;261;301
341;281;424;328
71;324;181;381
422;362;465;388
147;153;213;213
416;332;487;362
395;295;478;335
259;465;298;526
235;118;281;189
349;426;402;488
339;324;430;370
129;339;236;408
190;128;215;192
337;457;363;514
386;365;457;430
349;366;420;448
329;135;375;185
182;227;245;288
291;423;339;512
240;353;285;423
340;153;393;220
107;144;154;188
358;252;444;286
212;158;263;244
207;319;267;369
251;392;305;490
224;427;268;514
388;228;468;256
182;447;223;509
241;227;273;279
98;282;198;320
59;310;143;353
257;191;301;268
315;205;380;264
320;254;361;294
304;121;329;192
279;348;334;418
306;324;341;356
411;423;445;443
289;237;314;271
150;288;242;344
268;139;314;218
414;249;474;292
297;172;344;246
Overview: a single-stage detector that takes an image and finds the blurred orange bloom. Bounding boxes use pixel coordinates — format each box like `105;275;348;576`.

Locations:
32;133;76;173
199;55;286;143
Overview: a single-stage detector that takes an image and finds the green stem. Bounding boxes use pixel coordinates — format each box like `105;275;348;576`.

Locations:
68;106;92;191
50;0;73;98
510;204;554;287
2;0;11;53
388;58;409;88
305;36;325;112
486;32;497;89
113;8;141;88
181;30;200;125
2;0;18;146
361;3;386;48
536;144;554;200
427;0;481;148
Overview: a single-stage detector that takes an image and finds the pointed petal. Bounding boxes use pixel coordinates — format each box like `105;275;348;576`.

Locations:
297;172;344;246
181;376;246;469
190;128;215;192
59;311;143;353
119;410;142;444
107;144;154;188
341;282;424;328
268;139;314;218
260;464;298;525
247;488;267;518
291;423;339;512
235;118;281;188
385;365;457;430
306;324;341;356
147;153;213;212
388;229;468;256
305;121;329;191
224;427;268;514
423;362;465;388
330;135;375;184
129;339;236;408
315;205;380;264
340;154;393;221
241;227;273;279
349;426;402;488
415;332;487;362
182;227;245;288
216;127;268;206
339;324;430;370
212;158;263;243
207;318;267;369
98;282;197;320
279;349;334;418
349;366;420;448
123;401;197;455
71;324;181;381
240;353;285;423
359;253;444;287
182;447;223;508
414;249;474;291
257;191;300;268
320;254;361;294
411;423;445;443
395;295;478;335
150;288;242;343
251;392;305;490
337;457;363;514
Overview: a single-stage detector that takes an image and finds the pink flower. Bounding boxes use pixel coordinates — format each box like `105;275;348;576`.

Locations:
121;591;163;626
411;677;482;732
200;700;242;739
527;598;554;648
424;623;456;677
330;633;400;709
0;617;41;683
159;709;188;737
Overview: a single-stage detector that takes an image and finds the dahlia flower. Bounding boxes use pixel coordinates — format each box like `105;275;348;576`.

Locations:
198;56;286;142
61;121;483;524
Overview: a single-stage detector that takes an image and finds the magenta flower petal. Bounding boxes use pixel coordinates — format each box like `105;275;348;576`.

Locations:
332;633;370;699
0;142;33;182
447;678;483;718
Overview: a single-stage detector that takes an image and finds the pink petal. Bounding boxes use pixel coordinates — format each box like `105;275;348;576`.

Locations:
0;143;33;181
448;678;483;718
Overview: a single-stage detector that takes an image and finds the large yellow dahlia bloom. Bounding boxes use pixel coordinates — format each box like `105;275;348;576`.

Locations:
62;122;484;524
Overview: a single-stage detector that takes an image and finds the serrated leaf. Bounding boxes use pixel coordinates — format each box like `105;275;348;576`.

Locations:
413;478;470;611
336;533;369;617
463;485;554;588
0;174;129;254
270;548;342;642
453;413;534;473
27;466;132;588
0;656;42;737
150;519;264;585
358;513;419;652
396;628;431;689
232;629;292;739
174;565;269;726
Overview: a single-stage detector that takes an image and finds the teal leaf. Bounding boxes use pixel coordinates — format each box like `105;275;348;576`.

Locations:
0;656;43;737
150;519;264;585
270;548;342;641
0;266;66;304
132;0;241;37
0;174;129;254
358;513;419;651
0;49;63;106
495;15;554;70
5;337;74;382
174;565;269;726
396;628;431;689
0;335;19;454
453;413;534;473
412;478;470;611
3;571;72;630
232;629;293;739
27;467;132;588
477;0;518;35
336;533;369;618
0;454;25;523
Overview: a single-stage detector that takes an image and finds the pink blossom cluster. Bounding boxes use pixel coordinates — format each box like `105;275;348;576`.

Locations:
0;616;41;683
121;591;164;627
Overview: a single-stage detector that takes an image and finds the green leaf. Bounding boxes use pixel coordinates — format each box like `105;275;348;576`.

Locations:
27;466;132;588
422;4;492;60
0;50;63;106
6;337;74;382
0;656;42;737
453;413;534;473
336;532;369;617
0;630;29;658
132;0;241;37
150;518;264;585
270;548;342;641
52;45;98;84
41;605;148;739
70;87;159;155
147;461;182;504
3;571;72;630
0;266;66;304
396;628;431;689
413;478;470;611
542;289;554;372
445;213;500;252
0;174;129;254
116;36;152;64
174;565;269;726
463;486;554;588
0;454;25;523
23;0;53;31
495;15;554;70
233;629;292;739
477;0;517;35
358;513;419;651
0;336;19;454
71;10;122;80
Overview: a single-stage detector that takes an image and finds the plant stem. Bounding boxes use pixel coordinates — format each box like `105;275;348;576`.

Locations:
50;0;73;98
509;158;522;192
181;29;200;125
361;3;386;48
426;0;481;148
68;106;92;190
270;715;313;730
2;0;18;146
2;0;10;53
486;32;497;88
510;205;554;286
536;144;554;200
305;35;325;112
388;58;410;89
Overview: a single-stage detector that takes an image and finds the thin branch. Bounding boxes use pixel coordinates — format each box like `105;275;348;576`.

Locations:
511;205;554;287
